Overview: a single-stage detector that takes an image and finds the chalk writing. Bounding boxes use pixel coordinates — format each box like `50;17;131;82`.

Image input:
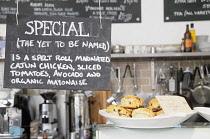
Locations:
4;15;111;90
165;0;210;22
0;0;141;23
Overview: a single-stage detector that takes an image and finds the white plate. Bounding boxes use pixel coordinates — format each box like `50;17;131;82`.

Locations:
194;107;210;121
99;109;197;128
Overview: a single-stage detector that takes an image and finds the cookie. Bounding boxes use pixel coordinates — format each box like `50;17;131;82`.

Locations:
120;95;144;108
132;108;155;118
156;110;165;116
148;98;162;112
106;105;131;117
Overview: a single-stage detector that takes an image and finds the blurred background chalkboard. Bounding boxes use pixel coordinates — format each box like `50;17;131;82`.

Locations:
164;0;210;22
0;0;141;23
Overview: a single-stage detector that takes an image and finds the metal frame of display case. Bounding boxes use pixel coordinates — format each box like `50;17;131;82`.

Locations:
111;52;210;59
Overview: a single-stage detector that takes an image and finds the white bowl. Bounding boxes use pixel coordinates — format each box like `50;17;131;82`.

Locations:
199;42;210;49
99;109;197;128
194;107;210;121
196;35;209;42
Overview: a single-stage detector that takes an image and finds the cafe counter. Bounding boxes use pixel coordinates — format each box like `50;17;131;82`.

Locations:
96;122;210;139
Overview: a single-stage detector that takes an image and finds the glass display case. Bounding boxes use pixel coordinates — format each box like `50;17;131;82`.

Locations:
96;122;210;139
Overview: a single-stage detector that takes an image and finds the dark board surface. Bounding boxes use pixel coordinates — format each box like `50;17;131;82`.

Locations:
164;0;210;22
0;0;141;23
4;15;111;90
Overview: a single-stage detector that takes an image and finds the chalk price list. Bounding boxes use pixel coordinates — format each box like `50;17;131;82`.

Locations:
165;0;210;22
0;0;141;23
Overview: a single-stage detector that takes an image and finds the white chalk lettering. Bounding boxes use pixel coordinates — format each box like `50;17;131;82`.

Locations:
68;40;79;47
25;20;90;37
174;0;186;3
75;56;110;62
77;64;101;70
34;20;43;35
47;79;87;85
202;4;210;8
16;38;34;48
174;0;196;3
39;63;75;71
12;54;21;61
55;41;65;47
174;12;183;16
194;10;210;15
76;0;88;4
10;62;36;69
37;40;52;47
31;54;52;61
53;70;83;77
184;10;194;16
11;78;43;84
66;22;78;36
24;55;30;61
10;70;49;77
82;41;109;52
78;22;90;37
42;21;53;36
201;0;210;2
24;21;34;35
55;55;73;62
86;72;101;77
52;21;61;35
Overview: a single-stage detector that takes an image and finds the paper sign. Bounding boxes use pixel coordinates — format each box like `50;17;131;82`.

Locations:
156;96;192;114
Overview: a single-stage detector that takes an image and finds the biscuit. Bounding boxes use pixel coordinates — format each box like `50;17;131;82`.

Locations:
148;98;162;112
124;108;134;115
106;105;131;117
132;108;154;118
120;95;144;108
156;110;165;116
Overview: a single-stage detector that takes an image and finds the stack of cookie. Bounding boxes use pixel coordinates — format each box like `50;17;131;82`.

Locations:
106;95;164;118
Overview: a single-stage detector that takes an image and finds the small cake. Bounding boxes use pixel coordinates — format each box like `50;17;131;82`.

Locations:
148;98;162;112
120;95;144;108
132;108;155;118
124;108;134;115
156;110;165;116
106;105;131;117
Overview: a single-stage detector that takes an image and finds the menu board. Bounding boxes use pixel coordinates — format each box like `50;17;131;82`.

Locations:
164;0;210;22
0;0;141;23
4;15;111;90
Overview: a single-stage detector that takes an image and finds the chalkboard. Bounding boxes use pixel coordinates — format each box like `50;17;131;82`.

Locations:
0;0;141;23
4;15;111;90
164;0;210;22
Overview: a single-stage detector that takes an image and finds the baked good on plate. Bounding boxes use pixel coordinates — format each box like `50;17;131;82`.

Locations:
120;95;144;108
124;108;134;114
106;105;131;117
156;109;165;116
132;108;155;118
148;98;162;112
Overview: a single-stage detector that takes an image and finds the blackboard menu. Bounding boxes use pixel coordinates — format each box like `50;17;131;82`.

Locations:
164;0;210;22
0;0;141;23
4;15;111;90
